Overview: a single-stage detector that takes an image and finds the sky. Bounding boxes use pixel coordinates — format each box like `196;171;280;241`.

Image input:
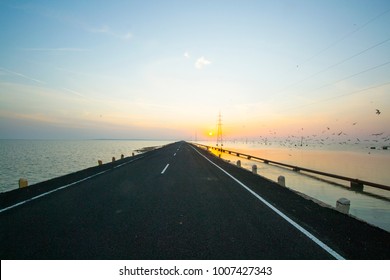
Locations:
0;0;390;140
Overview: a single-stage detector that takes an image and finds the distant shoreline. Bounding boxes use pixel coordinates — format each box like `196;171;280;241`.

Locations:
0;138;179;141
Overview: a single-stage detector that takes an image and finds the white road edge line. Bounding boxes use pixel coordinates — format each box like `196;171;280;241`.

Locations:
0;156;145;213
190;145;345;260
161;163;170;174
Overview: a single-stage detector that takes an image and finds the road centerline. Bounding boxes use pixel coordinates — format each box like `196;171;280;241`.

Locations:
161;163;170;174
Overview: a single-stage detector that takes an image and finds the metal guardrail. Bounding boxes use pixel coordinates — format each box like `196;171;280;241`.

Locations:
195;143;390;192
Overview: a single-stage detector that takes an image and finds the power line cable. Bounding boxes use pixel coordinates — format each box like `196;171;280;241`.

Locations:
276;36;390;94
273;7;390;99
281;81;390;113
302;7;390;65
309;60;390;92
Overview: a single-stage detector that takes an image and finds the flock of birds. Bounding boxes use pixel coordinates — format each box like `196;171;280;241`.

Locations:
228;109;389;151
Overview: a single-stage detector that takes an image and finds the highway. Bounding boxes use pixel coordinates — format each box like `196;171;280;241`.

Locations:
0;141;389;259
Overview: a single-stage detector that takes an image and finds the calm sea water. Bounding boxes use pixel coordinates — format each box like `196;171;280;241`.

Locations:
0;139;172;192
1;139;389;232
197;140;390;232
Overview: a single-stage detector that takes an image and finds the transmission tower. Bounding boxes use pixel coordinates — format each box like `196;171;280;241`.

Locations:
216;112;223;148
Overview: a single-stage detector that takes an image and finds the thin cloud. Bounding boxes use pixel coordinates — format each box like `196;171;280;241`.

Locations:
184;51;190;58
56;67;121;81
0;67;46;84
20;48;90;52
195;57;211;69
14;5;133;42
88;25;133;41
11;5;132;43
88;25;110;34
0;111;62;125
122;32;133;40
62;87;87;99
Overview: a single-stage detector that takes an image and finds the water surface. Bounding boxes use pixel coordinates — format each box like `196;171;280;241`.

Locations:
0;139;172;192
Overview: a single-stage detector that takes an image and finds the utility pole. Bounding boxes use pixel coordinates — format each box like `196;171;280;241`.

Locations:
216;112;223;149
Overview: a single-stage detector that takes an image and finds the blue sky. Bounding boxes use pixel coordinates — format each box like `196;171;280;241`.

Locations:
0;0;389;140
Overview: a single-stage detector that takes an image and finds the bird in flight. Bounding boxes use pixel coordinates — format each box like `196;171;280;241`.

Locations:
376;109;381;115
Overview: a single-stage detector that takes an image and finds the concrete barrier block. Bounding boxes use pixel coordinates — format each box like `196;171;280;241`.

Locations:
19;178;28;188
278;175;286;187
252;165;257;174
336;198;350;214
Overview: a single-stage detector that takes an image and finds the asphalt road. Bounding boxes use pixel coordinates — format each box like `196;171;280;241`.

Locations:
1;141;389;259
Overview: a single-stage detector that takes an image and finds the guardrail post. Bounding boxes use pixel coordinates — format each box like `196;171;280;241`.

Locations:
252;165;257;174
237;160;241;167
278;175;286;187
336;198;350;214
112;157;116;162
19;178;28;188
351;181;364;192
98;160;103;166
121;154;124;159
